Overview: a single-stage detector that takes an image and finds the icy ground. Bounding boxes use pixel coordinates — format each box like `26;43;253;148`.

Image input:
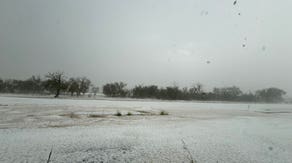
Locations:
0;96;292;163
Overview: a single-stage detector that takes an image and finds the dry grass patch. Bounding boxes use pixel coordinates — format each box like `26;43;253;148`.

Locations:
115;111;122;116
127;112;133;116
88;114;107;118
60;112;80;119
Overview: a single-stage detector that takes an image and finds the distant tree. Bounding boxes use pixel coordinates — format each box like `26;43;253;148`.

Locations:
181;87;191;100
67;78;79;96
146;85;159;98
132;85;143;98
132;85;159;98
190;83;203;94
164;86;181;100
256;87;286;103
45;72;67;98
103;82;127;97
189;83;204;99
3;79;17;93
213;86;242;101
237;92;257;102
156;86;181;100
103;83;113;97
79;77;91;95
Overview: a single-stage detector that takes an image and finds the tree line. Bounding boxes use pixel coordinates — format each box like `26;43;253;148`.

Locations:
0;72;98;98
0;72;287;103
103;82;287;103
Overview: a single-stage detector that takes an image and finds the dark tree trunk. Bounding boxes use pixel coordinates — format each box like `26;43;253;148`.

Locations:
55;89;60;98
54;75;62;98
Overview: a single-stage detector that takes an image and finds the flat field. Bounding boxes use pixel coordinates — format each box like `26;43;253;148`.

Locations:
0;96;292;163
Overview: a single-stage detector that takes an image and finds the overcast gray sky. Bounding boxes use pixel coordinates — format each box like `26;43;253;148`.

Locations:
0;0;292;96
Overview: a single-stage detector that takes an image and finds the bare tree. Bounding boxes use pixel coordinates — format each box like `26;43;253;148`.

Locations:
79;77;91;95
103;82;127;97
45;72;67;98
190;83;203;95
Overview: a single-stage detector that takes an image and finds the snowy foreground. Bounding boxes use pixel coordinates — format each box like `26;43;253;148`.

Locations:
0;96;292;163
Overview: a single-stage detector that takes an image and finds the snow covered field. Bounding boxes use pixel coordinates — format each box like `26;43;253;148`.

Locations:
0;96;292;163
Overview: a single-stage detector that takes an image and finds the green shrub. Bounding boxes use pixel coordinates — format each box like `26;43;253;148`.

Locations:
160;110;169;115
88;114;106;118
127;112;132;116
115;111;122;116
